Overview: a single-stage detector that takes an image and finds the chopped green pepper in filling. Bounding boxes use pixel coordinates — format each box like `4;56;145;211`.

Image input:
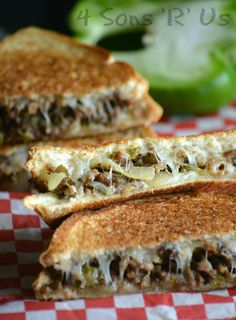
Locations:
48;240;236;292
0;93;130;144
37;147;236;198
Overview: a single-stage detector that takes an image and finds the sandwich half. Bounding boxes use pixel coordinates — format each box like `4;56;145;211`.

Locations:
34;191;236;300
0;126;155;178
24;130;236;226
0;27;162;145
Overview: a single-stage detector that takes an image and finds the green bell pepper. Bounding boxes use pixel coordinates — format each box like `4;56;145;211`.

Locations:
69;0;236;114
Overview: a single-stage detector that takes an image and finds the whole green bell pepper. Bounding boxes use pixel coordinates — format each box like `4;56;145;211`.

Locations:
69;0;236;114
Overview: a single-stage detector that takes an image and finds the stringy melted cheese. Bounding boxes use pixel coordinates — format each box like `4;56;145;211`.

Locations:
57;237;236;290
39;138;236;201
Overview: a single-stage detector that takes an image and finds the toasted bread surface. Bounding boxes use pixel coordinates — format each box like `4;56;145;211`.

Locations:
0;126;156;156
25;180;236;228
0;126;155;180
40;191;236;266
0;27;147;99
0;27;162;145
34;191;236;300
26;129;236;167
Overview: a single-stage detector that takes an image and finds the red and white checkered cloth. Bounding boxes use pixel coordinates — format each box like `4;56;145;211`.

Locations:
0;103;236;320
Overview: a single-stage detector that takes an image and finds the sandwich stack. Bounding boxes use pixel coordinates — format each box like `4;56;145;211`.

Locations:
0;27;162;188
3;25;234;302
23;130;236;299
33;192;236;299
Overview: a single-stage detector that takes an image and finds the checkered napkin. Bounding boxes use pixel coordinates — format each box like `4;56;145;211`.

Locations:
0;103;236;320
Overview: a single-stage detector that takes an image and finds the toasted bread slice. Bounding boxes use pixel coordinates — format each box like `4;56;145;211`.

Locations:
0;126;155;178
24;130;236;226
33;191;236;300
0;27;162;145
45;126;156;148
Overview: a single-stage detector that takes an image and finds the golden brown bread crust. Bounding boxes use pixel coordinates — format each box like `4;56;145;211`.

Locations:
0;27;162;145
0;126;156;156
26;129;236;157
0;27;147;99
0;126;156;183
0;27;111;62
34;190;236;300
27;180;236;228
44;126;157;147
40;191;236;267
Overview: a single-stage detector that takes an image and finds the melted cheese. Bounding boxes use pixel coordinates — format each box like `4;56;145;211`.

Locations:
56;236;236;290
40;138;236;199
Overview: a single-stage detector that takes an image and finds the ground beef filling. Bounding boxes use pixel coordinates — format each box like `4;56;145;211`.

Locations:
0;94;130;144
45;244;236;293
40;148;236;198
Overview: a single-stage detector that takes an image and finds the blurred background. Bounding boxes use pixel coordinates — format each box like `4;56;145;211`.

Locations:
0;1;74;34
0;0;236;115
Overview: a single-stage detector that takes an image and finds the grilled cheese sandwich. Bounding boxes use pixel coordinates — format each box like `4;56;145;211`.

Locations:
24;130;236;226
34;191;236;300
0;127;155;178
0;27;162;145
